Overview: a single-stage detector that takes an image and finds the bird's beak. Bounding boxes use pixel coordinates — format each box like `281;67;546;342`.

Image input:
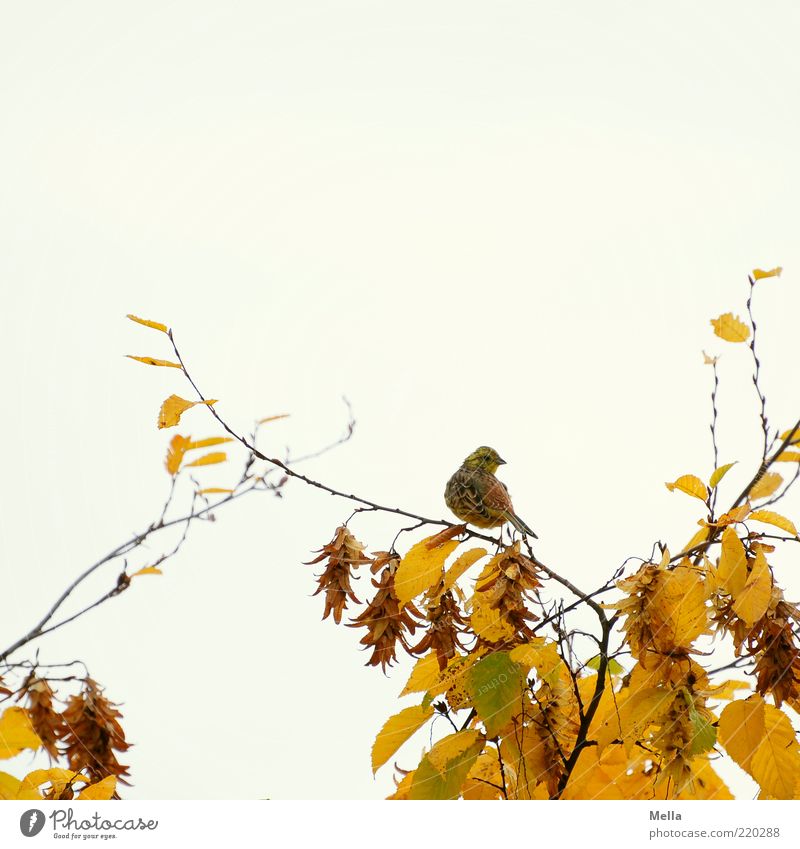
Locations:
497;456;507;465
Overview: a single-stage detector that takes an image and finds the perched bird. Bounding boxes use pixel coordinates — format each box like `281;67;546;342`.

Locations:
444;446;537;538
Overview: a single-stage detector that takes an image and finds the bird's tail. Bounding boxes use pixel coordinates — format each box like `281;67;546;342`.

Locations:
506;511;538;539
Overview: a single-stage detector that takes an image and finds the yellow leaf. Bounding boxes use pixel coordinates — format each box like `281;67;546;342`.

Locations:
774;451;800;462
561;746;627;800
371;704;433;774
678;526;710;556
165;434;190;476
409;732;484;800
184;451;227;468
707;679;751;701
710;313;750;343
0;771;38;800
126;313;169;333
197;487;234;495
779;428;800;445
185;437;234;450
732;548;772;626
469;565;516;643
442;548;487;594
709;462;737;489
0;708;42;759
20;768;89;799
719;696;765;773
462;750;503;800
652;565;709;650
510;641;564;686
257;414;290;425
508;639;546;670
132;566;162;577
748;509;798;536
426;730;483;772
157;395;217;429
750;704;800;799
399;653;441;697
126;355;182;368
426;654;476;699
394;535;461;605
77;775;118;800
597;688;674;754
711;502;751;527
665;474;708;501
752;267;782;280
717;527;748;597
750;472;782;501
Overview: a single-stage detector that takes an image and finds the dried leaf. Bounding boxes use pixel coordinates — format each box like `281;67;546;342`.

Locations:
126;355;182;368
710;313;750;343
702;351;719;365
257;414;290;424
425;524;467;549
197;487;234;495
126;314;168;333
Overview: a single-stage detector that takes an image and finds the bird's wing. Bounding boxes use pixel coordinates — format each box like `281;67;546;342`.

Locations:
481;477;515;515
449;471;488;515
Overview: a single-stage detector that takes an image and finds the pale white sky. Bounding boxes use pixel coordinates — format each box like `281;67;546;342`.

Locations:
2;1;800;799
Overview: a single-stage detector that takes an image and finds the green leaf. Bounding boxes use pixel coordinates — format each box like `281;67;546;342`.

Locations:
585;655;625;675
465;652;525;737
409;732;484;800
682;689;717;756
689;713;717;756
710;462;737;489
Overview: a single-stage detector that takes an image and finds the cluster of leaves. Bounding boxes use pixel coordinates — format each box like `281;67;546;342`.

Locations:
0;673;127;800
0;315;320;798
4;272;797;802
305;266;800;799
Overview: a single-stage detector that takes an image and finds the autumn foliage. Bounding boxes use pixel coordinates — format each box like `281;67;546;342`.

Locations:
3;268;800;801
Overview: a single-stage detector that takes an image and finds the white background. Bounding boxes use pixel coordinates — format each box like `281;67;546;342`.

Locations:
2;1;800;800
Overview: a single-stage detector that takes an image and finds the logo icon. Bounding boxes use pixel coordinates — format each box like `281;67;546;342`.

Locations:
19;809;45;837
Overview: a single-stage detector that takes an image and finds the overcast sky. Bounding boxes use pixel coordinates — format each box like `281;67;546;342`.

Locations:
2;1;800;799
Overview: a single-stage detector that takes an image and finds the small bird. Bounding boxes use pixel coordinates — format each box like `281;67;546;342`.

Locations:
444;446;537;538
